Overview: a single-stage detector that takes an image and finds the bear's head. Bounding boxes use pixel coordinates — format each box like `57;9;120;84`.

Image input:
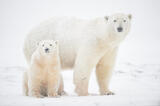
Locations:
105;13;132;37
36;40;58;56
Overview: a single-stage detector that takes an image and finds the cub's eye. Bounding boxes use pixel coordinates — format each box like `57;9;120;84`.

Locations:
124;20;126;22
50;44;52;46
113;20;117;22
42;44;44;47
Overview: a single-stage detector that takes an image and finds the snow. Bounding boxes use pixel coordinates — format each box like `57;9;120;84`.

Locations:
0;63;160;106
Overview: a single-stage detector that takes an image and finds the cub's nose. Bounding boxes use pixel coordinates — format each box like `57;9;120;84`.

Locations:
45;48;49;53
117;27;123;32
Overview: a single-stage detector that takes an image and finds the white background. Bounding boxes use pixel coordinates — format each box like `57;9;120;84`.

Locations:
0;0;160;67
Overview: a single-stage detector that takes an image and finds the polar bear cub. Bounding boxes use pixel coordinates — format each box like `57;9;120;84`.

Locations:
23;40;64;98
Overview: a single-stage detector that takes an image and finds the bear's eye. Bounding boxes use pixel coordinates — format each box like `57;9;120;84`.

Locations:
113;20;117;22
50;44;52;46
123;20;126;22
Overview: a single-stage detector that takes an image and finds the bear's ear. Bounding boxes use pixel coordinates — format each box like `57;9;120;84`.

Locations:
128;14;132;20
54;40;59;45
104;16;109;21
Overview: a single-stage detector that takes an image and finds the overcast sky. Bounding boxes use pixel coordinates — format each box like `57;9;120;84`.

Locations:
0;0;160;67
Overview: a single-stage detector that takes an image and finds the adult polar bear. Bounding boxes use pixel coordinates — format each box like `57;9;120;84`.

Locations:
23;13;131;96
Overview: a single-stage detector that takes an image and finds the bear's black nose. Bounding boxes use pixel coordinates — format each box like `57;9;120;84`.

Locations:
45;48;49;53
117;27;123;32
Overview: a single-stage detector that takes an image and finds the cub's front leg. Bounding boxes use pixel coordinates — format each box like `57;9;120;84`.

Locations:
28;67;44;98
47;70;60;97
58;74;67;96
28;77;44;98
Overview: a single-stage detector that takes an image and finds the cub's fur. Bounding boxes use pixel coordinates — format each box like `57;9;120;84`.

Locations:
23;40;65;98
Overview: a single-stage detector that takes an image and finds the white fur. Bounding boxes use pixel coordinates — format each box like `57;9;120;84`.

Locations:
23;40;65;97
23;13;131;96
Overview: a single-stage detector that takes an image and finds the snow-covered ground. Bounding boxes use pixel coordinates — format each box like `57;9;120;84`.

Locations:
0;62;160;106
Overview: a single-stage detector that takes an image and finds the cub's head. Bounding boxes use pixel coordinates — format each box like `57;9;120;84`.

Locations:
36;40;58;55
105;13;132;36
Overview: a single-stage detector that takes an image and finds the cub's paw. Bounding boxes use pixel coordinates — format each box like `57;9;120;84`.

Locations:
31;94;44;98
100;90;115;95
58;91;68;96
48;92;60;98
29;92;44;98
36;94;45;98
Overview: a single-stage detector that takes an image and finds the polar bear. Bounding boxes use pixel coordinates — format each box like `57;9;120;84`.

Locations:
23;13;132;96
23;40;65;98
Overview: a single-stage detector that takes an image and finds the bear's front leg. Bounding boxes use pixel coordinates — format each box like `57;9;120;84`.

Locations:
74;47;102;96
96;47;118;95
74;63;92;96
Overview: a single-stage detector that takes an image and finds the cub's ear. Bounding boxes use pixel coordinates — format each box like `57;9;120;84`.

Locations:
104;16;109;21
128;14;132;20
54;40;59;45
36;40;41;47
36;41;39;46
